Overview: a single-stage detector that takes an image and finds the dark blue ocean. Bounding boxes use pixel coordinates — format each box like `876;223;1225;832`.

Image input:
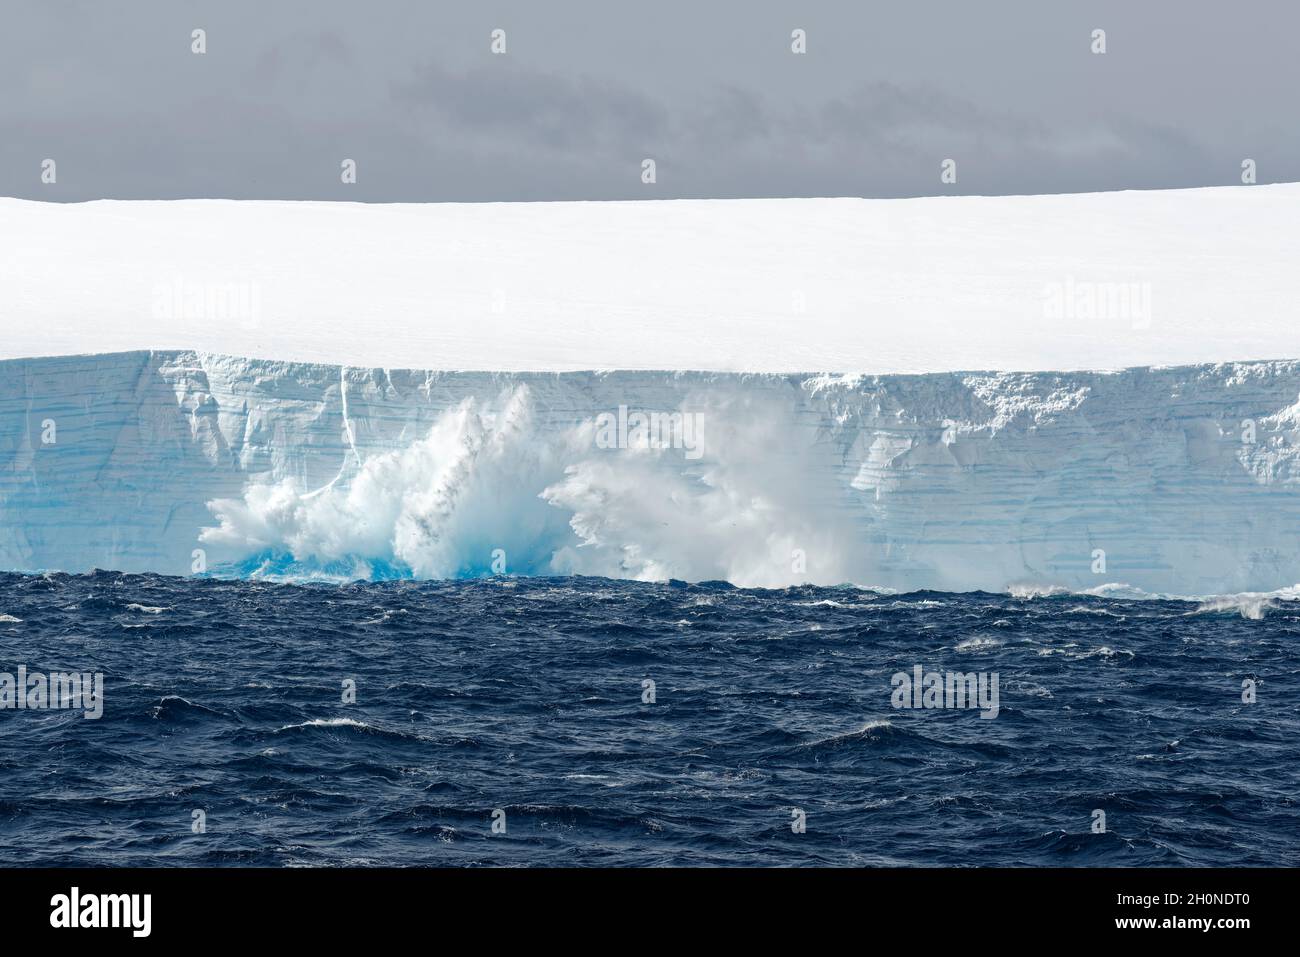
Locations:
1;571;1296;866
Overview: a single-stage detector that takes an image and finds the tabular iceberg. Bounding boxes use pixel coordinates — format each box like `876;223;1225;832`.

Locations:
4;186;1298;593
2;350;1298;594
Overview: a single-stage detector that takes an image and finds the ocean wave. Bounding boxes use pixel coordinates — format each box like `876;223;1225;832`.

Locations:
1189;595;1287;620
955;635;1001;651
1007;583;1073;599
1007;580;1300;617
277;717;371;732
270;717;433;745
149;695;228;721
791;719;900;753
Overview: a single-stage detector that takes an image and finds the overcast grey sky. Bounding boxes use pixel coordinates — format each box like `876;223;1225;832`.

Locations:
1;0;1295;202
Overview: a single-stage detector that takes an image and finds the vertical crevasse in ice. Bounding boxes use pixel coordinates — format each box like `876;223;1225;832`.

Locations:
1;351;1298;593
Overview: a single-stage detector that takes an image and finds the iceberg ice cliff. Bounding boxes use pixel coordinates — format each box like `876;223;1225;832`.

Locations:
3;350;1299;593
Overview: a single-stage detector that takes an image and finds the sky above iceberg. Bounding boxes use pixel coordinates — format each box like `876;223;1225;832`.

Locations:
1;0;1296;202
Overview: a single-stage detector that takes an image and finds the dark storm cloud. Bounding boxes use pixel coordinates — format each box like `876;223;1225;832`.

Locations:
0;0;1295;201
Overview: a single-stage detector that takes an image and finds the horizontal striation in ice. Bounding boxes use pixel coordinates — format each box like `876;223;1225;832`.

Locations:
1;350;1299;593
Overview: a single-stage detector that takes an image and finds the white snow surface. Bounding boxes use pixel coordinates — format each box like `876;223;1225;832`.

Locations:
3;184;1299;373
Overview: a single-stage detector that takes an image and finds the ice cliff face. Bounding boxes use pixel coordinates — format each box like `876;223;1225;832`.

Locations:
2;350;1299;593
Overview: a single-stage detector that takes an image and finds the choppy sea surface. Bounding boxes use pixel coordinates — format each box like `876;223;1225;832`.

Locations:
0;571;1296;867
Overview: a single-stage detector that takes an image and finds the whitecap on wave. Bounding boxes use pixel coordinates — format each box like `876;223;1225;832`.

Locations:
1007;580;1300;619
